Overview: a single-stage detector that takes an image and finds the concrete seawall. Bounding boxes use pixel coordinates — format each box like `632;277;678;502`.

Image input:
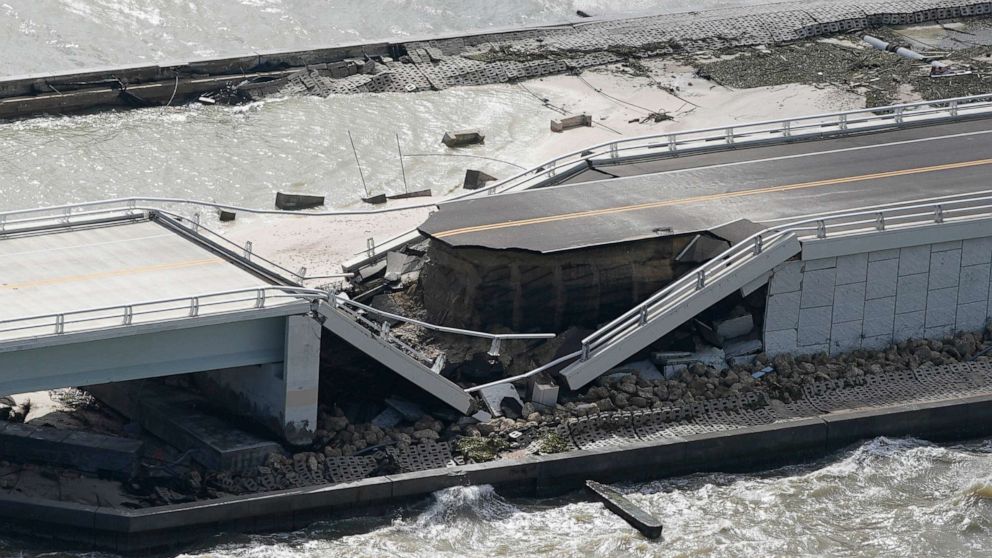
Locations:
6;392;992;553
3;0;992;119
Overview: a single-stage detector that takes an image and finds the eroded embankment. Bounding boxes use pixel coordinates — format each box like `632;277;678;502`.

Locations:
3;1;992;118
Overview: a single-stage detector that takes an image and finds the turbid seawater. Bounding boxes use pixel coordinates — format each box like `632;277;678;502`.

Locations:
5;437;992;557
6;3;980;558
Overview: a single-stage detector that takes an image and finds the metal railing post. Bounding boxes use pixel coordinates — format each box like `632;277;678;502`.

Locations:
934;204;944;224
895;107;904;124
123;306;133;325
581;342;590;361
193;213;200;233
189;297;200;317
696;270;706;289
639;306;648;326
255;289;266;308
816;220;827;239
783;120;791;138
726;127;735;145
753;235;763;255
668;134;677;153
610;142;619;160
243;241;253;260
366;238;375;258
297;266;307;281
875;212;886;231
950;100;959;117
488;338;502;357
55;314;64;334
839;114;848;131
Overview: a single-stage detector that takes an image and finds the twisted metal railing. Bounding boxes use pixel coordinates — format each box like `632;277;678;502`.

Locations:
573;191;992;367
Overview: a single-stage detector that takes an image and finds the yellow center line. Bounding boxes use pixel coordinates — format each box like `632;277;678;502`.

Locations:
434;158;992;238
0;258;223;290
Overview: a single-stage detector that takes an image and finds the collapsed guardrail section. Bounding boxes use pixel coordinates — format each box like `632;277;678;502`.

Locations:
560;190;992;389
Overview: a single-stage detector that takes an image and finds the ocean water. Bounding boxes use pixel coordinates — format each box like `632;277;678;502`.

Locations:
0;0;780;213
6;437;992;557
0;0;775;77
8;2;981;558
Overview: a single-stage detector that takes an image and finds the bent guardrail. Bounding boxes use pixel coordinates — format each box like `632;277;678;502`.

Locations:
563;190;992;388
326;292;555;368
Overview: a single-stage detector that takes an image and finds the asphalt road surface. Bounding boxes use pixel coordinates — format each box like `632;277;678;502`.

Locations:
420;119;992;252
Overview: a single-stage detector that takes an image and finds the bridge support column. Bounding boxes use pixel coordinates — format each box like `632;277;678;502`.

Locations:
193;315;320;446
281;315;321;444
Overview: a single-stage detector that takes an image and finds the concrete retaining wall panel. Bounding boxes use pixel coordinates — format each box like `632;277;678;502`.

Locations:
682;418;827;472
765;231;992;355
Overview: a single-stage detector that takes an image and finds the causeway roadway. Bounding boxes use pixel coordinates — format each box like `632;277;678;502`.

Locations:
0;217;293;342
420;118;992;252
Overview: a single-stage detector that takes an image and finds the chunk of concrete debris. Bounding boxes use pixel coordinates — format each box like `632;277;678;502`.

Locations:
371;406;404;429
611;360;664;382
651;348;727;371
275;192;325;210
724;337;762;358
650;351;691;367
442;129;485;148
387;189;432;200
361;193;388;205
528;380;559;408
385;398;425;422
714;314;754;340
478;383;523;418
426;47;444;62
217;209;236;222
586;480;663;539
384;251;423;283
551;113;592;133
463;169;498;190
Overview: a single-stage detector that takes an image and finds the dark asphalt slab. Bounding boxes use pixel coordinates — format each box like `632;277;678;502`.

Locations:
420;119;992;252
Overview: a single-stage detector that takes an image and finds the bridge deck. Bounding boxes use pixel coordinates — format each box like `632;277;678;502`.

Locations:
0;218;287;341
420;119;992;252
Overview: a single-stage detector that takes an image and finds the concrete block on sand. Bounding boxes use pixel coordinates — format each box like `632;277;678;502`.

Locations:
275;192;325;210
442;129;485;148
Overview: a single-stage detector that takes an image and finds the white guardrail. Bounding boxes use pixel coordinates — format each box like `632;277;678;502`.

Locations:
478;93;992;197
3;94;991;269
0;204;351;284
574;191;992;365
0;286;327;341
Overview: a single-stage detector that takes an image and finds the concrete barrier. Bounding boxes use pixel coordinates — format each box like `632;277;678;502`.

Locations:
441;130;485;148
551;114;593;133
